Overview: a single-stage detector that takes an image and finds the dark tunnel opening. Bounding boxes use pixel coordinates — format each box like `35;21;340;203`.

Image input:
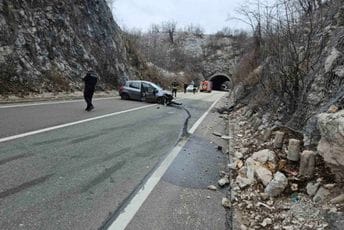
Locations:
209;75;231;91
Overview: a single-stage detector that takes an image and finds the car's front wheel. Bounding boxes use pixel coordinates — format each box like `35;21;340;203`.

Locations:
156;96;166;105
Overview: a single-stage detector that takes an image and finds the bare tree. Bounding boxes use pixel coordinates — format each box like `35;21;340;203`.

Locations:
185;24;205;37
162;20;177;44
233;0;329;117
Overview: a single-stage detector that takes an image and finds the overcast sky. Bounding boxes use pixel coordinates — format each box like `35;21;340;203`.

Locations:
111;0;255;34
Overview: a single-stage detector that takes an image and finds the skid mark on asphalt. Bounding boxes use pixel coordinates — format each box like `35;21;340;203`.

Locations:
0;153;35;166
0;174;53;199
69;133;104;144
33;136;73;146
81;161;126;193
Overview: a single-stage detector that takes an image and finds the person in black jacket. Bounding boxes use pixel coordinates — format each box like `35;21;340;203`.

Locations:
82;70;98;111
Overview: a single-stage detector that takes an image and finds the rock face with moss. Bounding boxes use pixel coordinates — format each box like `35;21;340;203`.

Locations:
0;0;133;94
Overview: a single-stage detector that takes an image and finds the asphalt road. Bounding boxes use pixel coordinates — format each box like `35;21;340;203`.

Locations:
0;91;226;230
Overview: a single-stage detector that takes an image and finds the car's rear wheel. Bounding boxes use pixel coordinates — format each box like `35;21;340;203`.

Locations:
121;93;129;100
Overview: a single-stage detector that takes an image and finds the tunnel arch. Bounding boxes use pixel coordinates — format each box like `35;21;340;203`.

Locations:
208;73;232;91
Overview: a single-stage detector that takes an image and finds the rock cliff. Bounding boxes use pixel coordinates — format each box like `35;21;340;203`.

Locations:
0;0;134;95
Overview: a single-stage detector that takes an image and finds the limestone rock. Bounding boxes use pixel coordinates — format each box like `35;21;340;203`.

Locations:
317;110;344;181
236;175;254;189
222;197;231;208
325;47;341;73
327;105;339;113
218;177;230;187
260;218;272;227
207;185;217;191
306;182;321;196
265;171;288;197
251;149;276;164
213;132;222;137
254;165;273;186
299;150;316;177
234;151;244;159
0;0;132;93
287;139;301;161
273;131;285;149
313;187;330;203
330;194;344;204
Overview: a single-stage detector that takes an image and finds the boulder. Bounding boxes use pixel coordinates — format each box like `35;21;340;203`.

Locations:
325;47;341;73
265;171;288;197
299;150;316;177
313;187;330;203
254;165;273;186
218;177;230;187
251;149;276;164
236;174;254;189
306;182;321;196
317;110;344;181
287;139;301;161
330;194;344;204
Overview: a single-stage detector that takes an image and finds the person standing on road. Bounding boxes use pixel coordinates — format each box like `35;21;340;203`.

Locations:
193;83;197;94
183;83;188;93
171;80;178;97
82;70;98;111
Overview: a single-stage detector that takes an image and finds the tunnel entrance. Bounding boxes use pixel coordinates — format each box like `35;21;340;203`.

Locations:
209;74;232;91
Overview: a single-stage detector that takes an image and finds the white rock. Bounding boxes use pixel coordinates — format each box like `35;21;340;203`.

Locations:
324;183;336;189
261;218;272;227
254;165;273;186
218;177;230;187
325;47;341;72
291;183;298;191
330;194;344;204
222;197;231;208
213;132;222;137
240;147;249;154
221;135;231;140
306;182;321;196
317;110;344;181
207;185;217;191
240;224;248;230
313;187;330;203
236;175;254;189
251;149;276;164
265;171;288;197
234;151;244;159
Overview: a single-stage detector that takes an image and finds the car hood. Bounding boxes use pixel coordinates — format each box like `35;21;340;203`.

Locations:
156;90;172;97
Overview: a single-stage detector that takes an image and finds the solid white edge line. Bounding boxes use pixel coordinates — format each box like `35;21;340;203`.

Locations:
0;97;119;109
188;96;222;134
107;94;223;230
0;104;155;143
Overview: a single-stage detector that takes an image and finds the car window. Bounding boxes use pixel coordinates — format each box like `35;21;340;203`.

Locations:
129;82;140;89
142;83;151;91
150;83;162;90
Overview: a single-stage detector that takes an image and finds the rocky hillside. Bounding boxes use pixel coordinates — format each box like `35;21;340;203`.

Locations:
0;0;138;95
230;0;344;180
128;30;244;86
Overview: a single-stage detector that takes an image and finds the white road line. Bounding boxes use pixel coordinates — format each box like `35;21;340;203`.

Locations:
188;96;222;134
107;95;223;230
0;97;118;109
0;104;156;143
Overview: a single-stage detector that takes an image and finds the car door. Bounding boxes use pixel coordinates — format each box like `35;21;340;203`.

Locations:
128;81;142;100
142;82;157;102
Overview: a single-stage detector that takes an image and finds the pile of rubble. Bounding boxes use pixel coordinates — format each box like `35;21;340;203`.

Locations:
222;106;344;230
